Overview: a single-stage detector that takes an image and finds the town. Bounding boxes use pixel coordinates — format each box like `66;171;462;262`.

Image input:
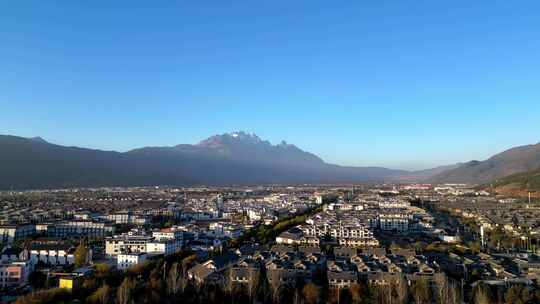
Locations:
1;184;539;304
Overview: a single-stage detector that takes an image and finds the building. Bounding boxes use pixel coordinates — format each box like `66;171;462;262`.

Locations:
105;212;149;225
146;239;182;256
1;246;22;263
276;227;304;245
378;212;410;232
28;244;77;266
47;221;114;238
188;253;239;285
117;253;147;270
0;224;36;243
59;276;81;290
152;229;183;241
0;261;32;289
105;235;154;257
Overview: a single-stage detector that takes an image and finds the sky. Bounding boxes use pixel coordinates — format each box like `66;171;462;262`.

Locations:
1;1;539;170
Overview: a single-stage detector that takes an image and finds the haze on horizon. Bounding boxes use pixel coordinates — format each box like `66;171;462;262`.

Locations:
1;1;539;171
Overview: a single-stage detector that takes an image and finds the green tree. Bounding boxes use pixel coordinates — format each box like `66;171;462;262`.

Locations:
74;242;89;268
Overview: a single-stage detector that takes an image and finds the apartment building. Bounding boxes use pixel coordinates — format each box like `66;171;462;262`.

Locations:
117;253;147;270
0;224;36;243
105;235;153;256
0;261;32;289
46;221;114;238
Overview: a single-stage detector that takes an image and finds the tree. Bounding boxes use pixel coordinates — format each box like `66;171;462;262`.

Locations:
74;242;89;268
412;277;431;304
268;271;283;304
473;282;492;304
394;276;409;304
88;284;111;304
505;285;532;304
15;288;71;304
303;283;320;304
167;262;183;296
349;282;366;304
94;263;111;279
117;277;136;304
146;276;164;303
434;274;453;304
247;267;261;302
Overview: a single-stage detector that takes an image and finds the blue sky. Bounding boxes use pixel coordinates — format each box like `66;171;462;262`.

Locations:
1;1;539;170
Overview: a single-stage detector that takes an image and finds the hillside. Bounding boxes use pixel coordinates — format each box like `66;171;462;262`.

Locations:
430;142;540;184
488;168;540;197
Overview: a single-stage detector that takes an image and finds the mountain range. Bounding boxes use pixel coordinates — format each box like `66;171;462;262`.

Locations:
0;132;412;190
1;132;539;190
430;142;540;184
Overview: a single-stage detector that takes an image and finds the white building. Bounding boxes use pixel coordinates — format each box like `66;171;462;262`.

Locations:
28;245;79;266
146;240;182;256
105;235;153;257
378;213;409;232
208;223;244;238
117;253;147;270
152;229;183;241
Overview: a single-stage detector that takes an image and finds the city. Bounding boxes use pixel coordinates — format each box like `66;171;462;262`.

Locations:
1;183;539;303
2;1;540;303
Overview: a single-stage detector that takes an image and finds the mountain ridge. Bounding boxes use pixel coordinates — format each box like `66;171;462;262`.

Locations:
0;132;416;190
431;142;540;184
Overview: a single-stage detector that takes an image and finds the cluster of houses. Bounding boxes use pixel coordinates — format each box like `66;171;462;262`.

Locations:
437;197;540;250
187;244;447;290
276;195;436;247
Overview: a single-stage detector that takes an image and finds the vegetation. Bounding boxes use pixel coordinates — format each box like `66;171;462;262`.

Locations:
75;240;90;268
229;205;323;247
15;288;71;304
490;168;540;196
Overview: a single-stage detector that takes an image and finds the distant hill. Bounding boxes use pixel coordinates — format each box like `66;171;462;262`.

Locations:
487;168;540;197
392;163;462;182
431;142;540;184
0;132;424;190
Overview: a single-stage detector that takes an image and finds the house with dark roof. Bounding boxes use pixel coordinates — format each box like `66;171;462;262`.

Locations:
0;246;22;263
360;247;387;258
275;227;304;245
187;252;239;285
328;270;358;288
334;247;357;260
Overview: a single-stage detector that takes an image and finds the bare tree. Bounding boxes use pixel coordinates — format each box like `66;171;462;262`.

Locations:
394;276;409;304
247;268;260;303
349;282;365;304
434;275;460;304
473;282;492;304
412;277;431;304
117;277;135;304
88;284;110;304
167;262;182;296
268;271;284;304
303;282;320;304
